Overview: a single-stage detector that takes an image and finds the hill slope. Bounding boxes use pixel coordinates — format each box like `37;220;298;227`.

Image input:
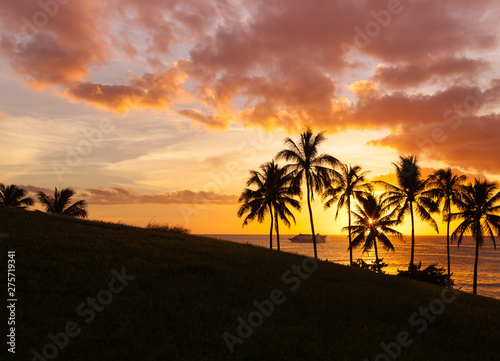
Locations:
1;208;499;360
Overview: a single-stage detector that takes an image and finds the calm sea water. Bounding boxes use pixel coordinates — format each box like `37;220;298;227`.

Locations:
202;234;500;300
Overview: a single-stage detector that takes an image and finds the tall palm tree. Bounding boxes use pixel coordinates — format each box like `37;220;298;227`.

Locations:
427;168;466;278
0;184;34;209
450;179;500;294
37;187;88;218
323;164;372;266
378;155;439;271
275;127;339;259
238;162;301;250
347;193;402;271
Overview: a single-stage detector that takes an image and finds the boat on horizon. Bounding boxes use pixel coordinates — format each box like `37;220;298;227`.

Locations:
289;233;326;243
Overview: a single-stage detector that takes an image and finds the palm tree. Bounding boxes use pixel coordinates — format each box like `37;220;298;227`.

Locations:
238;162;301;250
323;164;372;266
0;184;34;208
37;187;88;218
347;193;402;271
275;127;339;259
378;155;439;271
427;168;466;278
450;179;500;294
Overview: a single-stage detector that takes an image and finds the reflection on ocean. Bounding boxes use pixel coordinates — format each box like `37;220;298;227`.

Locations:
204;234;500;299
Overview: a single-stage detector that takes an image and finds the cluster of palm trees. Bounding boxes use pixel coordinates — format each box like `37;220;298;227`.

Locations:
0;184;88;218
238;128;500;294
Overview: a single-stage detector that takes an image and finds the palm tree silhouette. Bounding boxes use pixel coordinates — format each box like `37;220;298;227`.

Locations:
378;155;439;271
427;168;466;278
37;187;88;218
323;164;372;266
347;193;401;271
0;184;34;208
275;127;339;259
238;162;301;250
450;179;500;294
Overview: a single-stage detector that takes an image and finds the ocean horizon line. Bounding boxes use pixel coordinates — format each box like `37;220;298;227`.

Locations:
198;233;460;237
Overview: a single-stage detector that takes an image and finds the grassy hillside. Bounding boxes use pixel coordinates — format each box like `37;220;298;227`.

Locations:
1;207;499;361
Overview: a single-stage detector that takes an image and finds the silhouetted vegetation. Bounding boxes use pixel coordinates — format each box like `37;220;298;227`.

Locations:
38;187;88;218
353;258;388;273
427;168;467;278
146;221;190;234
347;193;401;269
0;183;34;208
377;155;439;270
238;161;300;250
397;262;454;286
2;207;499;360
450;179;500;294
275;127;339;259
323;164;372;265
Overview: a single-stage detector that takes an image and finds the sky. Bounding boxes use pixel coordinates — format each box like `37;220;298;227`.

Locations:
1;0;500;235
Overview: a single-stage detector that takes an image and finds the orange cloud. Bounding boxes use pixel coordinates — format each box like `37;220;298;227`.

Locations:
81;187;238;205
0;112;4;121
0;0;109;88
348;80;378;96
1;0;499;133
178;109;230;129
22;185;238;206
371;114;500;174
374;56;490;87
333;82;500;130
66;68;189;112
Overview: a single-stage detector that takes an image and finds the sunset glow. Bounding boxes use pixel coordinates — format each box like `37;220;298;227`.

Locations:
1;0;500;235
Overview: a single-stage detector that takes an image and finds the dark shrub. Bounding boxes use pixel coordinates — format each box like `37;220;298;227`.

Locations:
397;262;454;286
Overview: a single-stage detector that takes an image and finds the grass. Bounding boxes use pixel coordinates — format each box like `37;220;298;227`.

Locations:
145;220;190;234
0;207;499;361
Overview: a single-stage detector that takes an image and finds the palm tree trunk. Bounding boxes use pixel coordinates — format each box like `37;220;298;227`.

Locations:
409;200;415;271
473;237;479;295
446;205;451;279
348;197;352;266
374;238;379;272
275;208;280;251
269;205;274;250
306;178;318;260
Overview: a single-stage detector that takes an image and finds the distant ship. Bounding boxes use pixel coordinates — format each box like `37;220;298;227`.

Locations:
289;233;326;243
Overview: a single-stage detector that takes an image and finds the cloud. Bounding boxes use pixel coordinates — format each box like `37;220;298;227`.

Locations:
66;68;189;112
0;112;4;121
332;81;500;130
0;0;499;131
80;187;238;205
371;114;500;174
348;80;379;96
0;0;109;88
178;109;230;129
349;0;497;63
23;185;52;194
21;185;238;206
183;0;500;130
374;56;490;87
116;0;239;56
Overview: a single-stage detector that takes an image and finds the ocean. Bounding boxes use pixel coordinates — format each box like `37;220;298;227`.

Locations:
201;234;500;300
